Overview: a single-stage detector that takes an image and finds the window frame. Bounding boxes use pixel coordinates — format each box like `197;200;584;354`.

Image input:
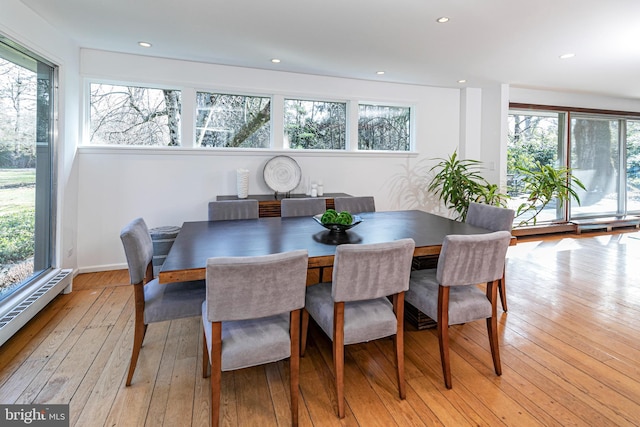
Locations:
509;103;640;222
84;79;184;147
194;90;273;149
0;36;57;303
283;97;348;151
83;81;416;154
357;102;413;152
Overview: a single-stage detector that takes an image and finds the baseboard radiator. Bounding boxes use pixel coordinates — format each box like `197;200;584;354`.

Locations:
0;268;73;347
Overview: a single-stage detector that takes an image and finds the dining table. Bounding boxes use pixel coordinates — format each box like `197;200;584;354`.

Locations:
158;209;504;285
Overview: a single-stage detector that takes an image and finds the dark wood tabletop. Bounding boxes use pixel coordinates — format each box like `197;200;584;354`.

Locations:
158;210;495;284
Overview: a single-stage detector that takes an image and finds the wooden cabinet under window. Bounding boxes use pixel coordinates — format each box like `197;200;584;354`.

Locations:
216;193;351;218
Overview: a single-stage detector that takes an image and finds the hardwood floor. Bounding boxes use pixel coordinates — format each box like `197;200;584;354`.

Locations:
2;230;640;426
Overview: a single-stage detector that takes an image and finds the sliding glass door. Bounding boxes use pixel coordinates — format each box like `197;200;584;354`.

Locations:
570;116;620;217
626;120;640;213
0;37;55;303
509;106;640;224
507;110;567;223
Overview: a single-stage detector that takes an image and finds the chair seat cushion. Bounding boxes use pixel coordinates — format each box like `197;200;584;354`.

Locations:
143;279;206;324
406;269;491;325
202;301;291;371
305;282;397;345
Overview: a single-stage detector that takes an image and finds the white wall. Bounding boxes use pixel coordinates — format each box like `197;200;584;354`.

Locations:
1;1;80;271
459;87;482;161
480;84;510;187
77;50;463;271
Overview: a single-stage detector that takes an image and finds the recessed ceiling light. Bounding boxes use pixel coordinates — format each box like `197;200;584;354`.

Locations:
376;71;385;75
271;58;281;63
559;53;575;59
457;79;467;84
436;17;450;23
138;41;152;48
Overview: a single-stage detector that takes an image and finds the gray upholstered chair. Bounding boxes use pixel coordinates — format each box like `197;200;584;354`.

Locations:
202;250;309;427
466;202;515;311
120;217;205;386
280;197;326;217
208;199;259;221
301;239;415;418
405;231;512;389
333;196;376;214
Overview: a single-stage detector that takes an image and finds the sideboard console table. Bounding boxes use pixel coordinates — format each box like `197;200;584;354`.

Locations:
216;193;351;218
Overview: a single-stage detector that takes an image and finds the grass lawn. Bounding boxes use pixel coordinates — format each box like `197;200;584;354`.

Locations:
0;168;35;187
0;168;35;215
1;168;36;290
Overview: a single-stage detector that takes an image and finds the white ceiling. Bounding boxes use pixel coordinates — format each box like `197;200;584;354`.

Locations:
19;0;640;100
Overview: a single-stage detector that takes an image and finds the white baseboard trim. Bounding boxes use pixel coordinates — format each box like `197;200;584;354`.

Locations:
76;263;127;274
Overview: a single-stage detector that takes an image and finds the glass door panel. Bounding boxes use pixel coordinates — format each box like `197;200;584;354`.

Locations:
0;39;54;303
627;120;640;213
570;116;619;217
507;110;566;224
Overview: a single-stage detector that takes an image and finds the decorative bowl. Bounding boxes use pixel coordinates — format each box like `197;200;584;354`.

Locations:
313;214;362;233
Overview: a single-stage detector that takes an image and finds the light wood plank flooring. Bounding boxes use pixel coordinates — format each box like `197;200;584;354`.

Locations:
2;230;640;426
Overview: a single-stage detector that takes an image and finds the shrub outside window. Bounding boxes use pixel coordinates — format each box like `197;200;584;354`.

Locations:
358;104;410;151
195;92;271;148
284;99;346;150
89;83;181;146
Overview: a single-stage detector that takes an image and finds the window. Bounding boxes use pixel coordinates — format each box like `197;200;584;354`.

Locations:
358;104;410;151
0;38;55;303
509;104;640;223
195;92;270;148
87;85;413;151
284;99;346;149
508;110;566;223
89;83;181;146
570;116;619;217
626;120;640;212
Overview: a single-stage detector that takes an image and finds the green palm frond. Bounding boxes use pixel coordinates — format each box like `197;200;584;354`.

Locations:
427;151;508;221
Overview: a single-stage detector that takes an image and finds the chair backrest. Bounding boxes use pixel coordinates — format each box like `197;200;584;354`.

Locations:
436;231;511;287
333;196;376;214
331;239;415;302
466;202;515;232
208;200;259;221
205;250;309;322
120;217;154;285
280;198;326;217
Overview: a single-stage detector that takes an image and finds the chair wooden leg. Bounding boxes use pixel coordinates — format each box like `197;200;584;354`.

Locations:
333;302;346;418
290;310;301;426
498;264;508;312
437;286;452;389
300;309;309;357
126;284;147;386
126;312;145;386
209;322;222;427
486;280;502;376
392;293;406;399
202;329;210;378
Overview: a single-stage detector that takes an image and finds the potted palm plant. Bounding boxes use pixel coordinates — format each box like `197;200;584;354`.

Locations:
512;161;586;227
428;152;586;227
427;151;508;221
